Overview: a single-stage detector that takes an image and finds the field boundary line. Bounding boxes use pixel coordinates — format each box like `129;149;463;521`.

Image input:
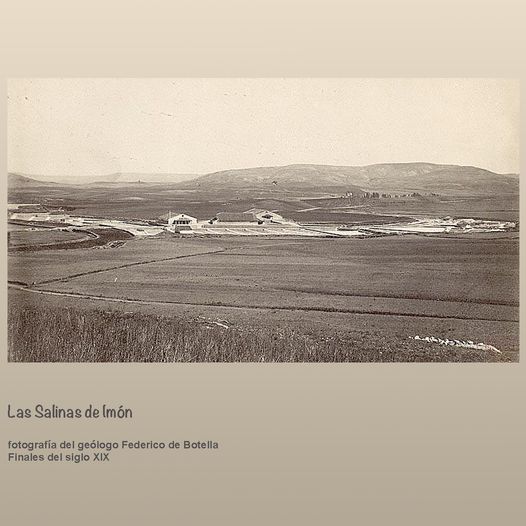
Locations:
20;247;228;286
8;284;519;323
7;240;303;287
8;229;97;251
271;286;519;307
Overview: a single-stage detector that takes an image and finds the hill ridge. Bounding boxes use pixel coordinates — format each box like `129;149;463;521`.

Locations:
9;162;519;196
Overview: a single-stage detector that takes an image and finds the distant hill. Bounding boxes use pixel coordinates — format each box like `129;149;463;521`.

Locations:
8;173;58;187
9;163;519;196
113;173;198;184
15;172;199;185
173;163;519;195
179;164;367;194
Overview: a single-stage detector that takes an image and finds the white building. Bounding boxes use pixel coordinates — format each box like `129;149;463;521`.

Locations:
167;213;198;227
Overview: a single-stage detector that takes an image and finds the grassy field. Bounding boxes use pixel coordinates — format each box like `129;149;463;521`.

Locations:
8;181;519;222
8;237;221;284
8;229;88;247
359;194;520;222
284;209;412;223
9;184;311;220
8;305;514;362
8;235;519;361
39;236;519;307
8;228;135;253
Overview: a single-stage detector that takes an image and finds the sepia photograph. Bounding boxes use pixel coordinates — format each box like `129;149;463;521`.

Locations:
7;78;519;362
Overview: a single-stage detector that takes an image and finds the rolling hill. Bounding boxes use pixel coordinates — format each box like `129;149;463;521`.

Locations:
179;163;519;195
17;172;198;185
8;173;58;187
8;163;519;197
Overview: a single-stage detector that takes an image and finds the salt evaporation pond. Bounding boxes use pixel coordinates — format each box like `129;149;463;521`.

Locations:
338;216;516;236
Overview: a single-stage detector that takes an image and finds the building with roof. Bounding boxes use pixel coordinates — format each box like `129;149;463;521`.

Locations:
167;213;198;227
252;210;285;223
209;212;261;224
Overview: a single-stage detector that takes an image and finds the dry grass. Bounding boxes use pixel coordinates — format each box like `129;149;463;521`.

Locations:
9;228;133;253
8;305;513;362
8;229;88;247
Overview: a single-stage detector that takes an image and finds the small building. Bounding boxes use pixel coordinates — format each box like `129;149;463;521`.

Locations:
210;212;261;224
253;210;284;223
167;213;198;227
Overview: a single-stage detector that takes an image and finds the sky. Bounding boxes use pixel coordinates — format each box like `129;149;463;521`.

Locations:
7;78;520;177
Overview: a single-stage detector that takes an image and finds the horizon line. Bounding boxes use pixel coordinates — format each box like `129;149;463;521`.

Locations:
8;161;519;181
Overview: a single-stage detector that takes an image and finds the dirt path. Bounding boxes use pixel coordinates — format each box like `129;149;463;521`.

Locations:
7;282;518;323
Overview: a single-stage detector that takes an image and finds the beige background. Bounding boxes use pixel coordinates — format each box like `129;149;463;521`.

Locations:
0;1;524;525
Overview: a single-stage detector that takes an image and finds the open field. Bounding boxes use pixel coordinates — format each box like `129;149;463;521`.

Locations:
8;238;224;284
356;194;520;222
8;305;514;362
8;235;519;361
9;184;313;220
8;228;88;247
8;227;134;253
8;181;520;223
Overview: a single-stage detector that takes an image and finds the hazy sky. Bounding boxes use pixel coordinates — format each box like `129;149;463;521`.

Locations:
8;78;520;177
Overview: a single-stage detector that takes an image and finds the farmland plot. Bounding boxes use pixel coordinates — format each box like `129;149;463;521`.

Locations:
8;237;225;285
9;235;519;361
8;229;88;247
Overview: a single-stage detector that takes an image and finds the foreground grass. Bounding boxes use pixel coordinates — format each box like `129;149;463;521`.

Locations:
8;305;513;362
